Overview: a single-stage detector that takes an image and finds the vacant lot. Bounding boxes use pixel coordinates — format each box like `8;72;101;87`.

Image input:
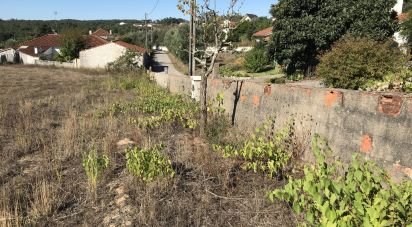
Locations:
0;65;294;226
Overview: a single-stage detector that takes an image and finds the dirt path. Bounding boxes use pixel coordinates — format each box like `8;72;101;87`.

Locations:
152;51;185;76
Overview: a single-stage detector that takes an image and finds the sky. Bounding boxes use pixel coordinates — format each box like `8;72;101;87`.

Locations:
0;0;276;20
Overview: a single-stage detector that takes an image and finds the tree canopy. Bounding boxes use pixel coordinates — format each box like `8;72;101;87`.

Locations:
269;0;398;75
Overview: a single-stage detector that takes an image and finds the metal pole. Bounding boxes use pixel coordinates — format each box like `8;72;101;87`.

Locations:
192;0;196;76
188;0;194;77
145;12;148;50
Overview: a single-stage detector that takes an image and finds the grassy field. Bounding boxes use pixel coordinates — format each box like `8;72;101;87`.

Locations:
0;65;294;226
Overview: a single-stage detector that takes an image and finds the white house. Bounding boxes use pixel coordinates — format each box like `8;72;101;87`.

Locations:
393;0;408;47
240;14;258;23
79;41;145;69
17;33;108;65
0;48;17;63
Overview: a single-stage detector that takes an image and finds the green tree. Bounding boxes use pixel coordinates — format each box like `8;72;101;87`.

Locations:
269;0;398;76
57;29;85;62
317;36;405;90
163;24;190;62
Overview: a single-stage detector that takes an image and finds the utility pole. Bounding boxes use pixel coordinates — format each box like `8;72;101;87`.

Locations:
189;0;196;76
189;1;194;76
145;12;148;50
192;0;196;76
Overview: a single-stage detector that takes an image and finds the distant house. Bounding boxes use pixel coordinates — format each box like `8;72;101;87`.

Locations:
240;14;258;23
393;0;408;47
91;28;112;40
17;33;108;65
18;34;62;64
0;48;17;63
253;27;273;42
79;40;145;69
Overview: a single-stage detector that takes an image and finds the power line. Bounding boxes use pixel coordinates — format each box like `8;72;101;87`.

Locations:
147;0;160;16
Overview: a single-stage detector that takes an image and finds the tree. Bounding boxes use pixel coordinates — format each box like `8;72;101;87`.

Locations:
178;0;239;136
163;24;190;62
269;0;398;76
57;29;85;62
318;36;405;90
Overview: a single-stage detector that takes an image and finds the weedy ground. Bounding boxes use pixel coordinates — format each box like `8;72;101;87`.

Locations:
0;65;295;226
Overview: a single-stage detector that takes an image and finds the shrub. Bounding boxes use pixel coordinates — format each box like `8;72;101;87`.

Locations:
317;36;406;90
213;120;297;178
269;135;412;226
244;46;271;73
82;150;109;190
126;145;175;182
218;64;247;77
107;50;143;72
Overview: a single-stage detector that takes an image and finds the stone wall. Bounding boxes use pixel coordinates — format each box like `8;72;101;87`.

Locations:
152;74;412;178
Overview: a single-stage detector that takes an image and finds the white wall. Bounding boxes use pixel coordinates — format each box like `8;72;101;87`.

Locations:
80;42;127;69
19;52;38;64
0;49;16;63
394;0;404;14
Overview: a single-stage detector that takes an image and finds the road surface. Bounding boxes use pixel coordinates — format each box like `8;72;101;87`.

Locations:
152;51;185;76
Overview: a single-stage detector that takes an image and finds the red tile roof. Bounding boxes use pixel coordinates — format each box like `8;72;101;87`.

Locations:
20;34;62;47
114;41;146;53
18;46;50;57
85;35;109;49
253;27;273;38
92;28;110;37
18;34;109;57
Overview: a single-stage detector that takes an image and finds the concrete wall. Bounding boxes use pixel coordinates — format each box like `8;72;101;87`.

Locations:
152;72;192;96
34;59;80;69
80;42;126;69
151;74;412;178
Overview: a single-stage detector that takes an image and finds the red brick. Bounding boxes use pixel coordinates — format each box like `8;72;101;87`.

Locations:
252;95;260;107
360;135;373;154
324;91;343;107
378;95;403;117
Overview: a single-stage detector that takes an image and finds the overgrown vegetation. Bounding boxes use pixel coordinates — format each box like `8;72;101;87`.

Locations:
213;121;299;178
244;45;272;73
126;145;175;182
56;29;86;62
82;150;110;191
270;135;412;226
163;24;190;63
107;50;143;72
317;36;407;91
103;75;199;129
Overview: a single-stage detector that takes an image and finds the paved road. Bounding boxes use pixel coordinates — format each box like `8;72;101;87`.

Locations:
152;51;185;76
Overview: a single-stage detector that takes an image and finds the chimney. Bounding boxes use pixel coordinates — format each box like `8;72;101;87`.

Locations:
89;30;92;35
34;47;38;55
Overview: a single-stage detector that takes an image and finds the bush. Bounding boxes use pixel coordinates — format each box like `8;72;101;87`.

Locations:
317;36;406;90
107;50;143;72
244;46;271;73
213;120;297;178
126;145;175;182
269;135;412;226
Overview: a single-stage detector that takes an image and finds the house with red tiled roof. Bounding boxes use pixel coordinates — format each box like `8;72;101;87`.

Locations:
91;28;112;40
252;27;273;42
17;34;109;64
79;40;146;69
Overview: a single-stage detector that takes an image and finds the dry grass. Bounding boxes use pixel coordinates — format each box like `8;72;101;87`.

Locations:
167;53;189;75
0;65;295;226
